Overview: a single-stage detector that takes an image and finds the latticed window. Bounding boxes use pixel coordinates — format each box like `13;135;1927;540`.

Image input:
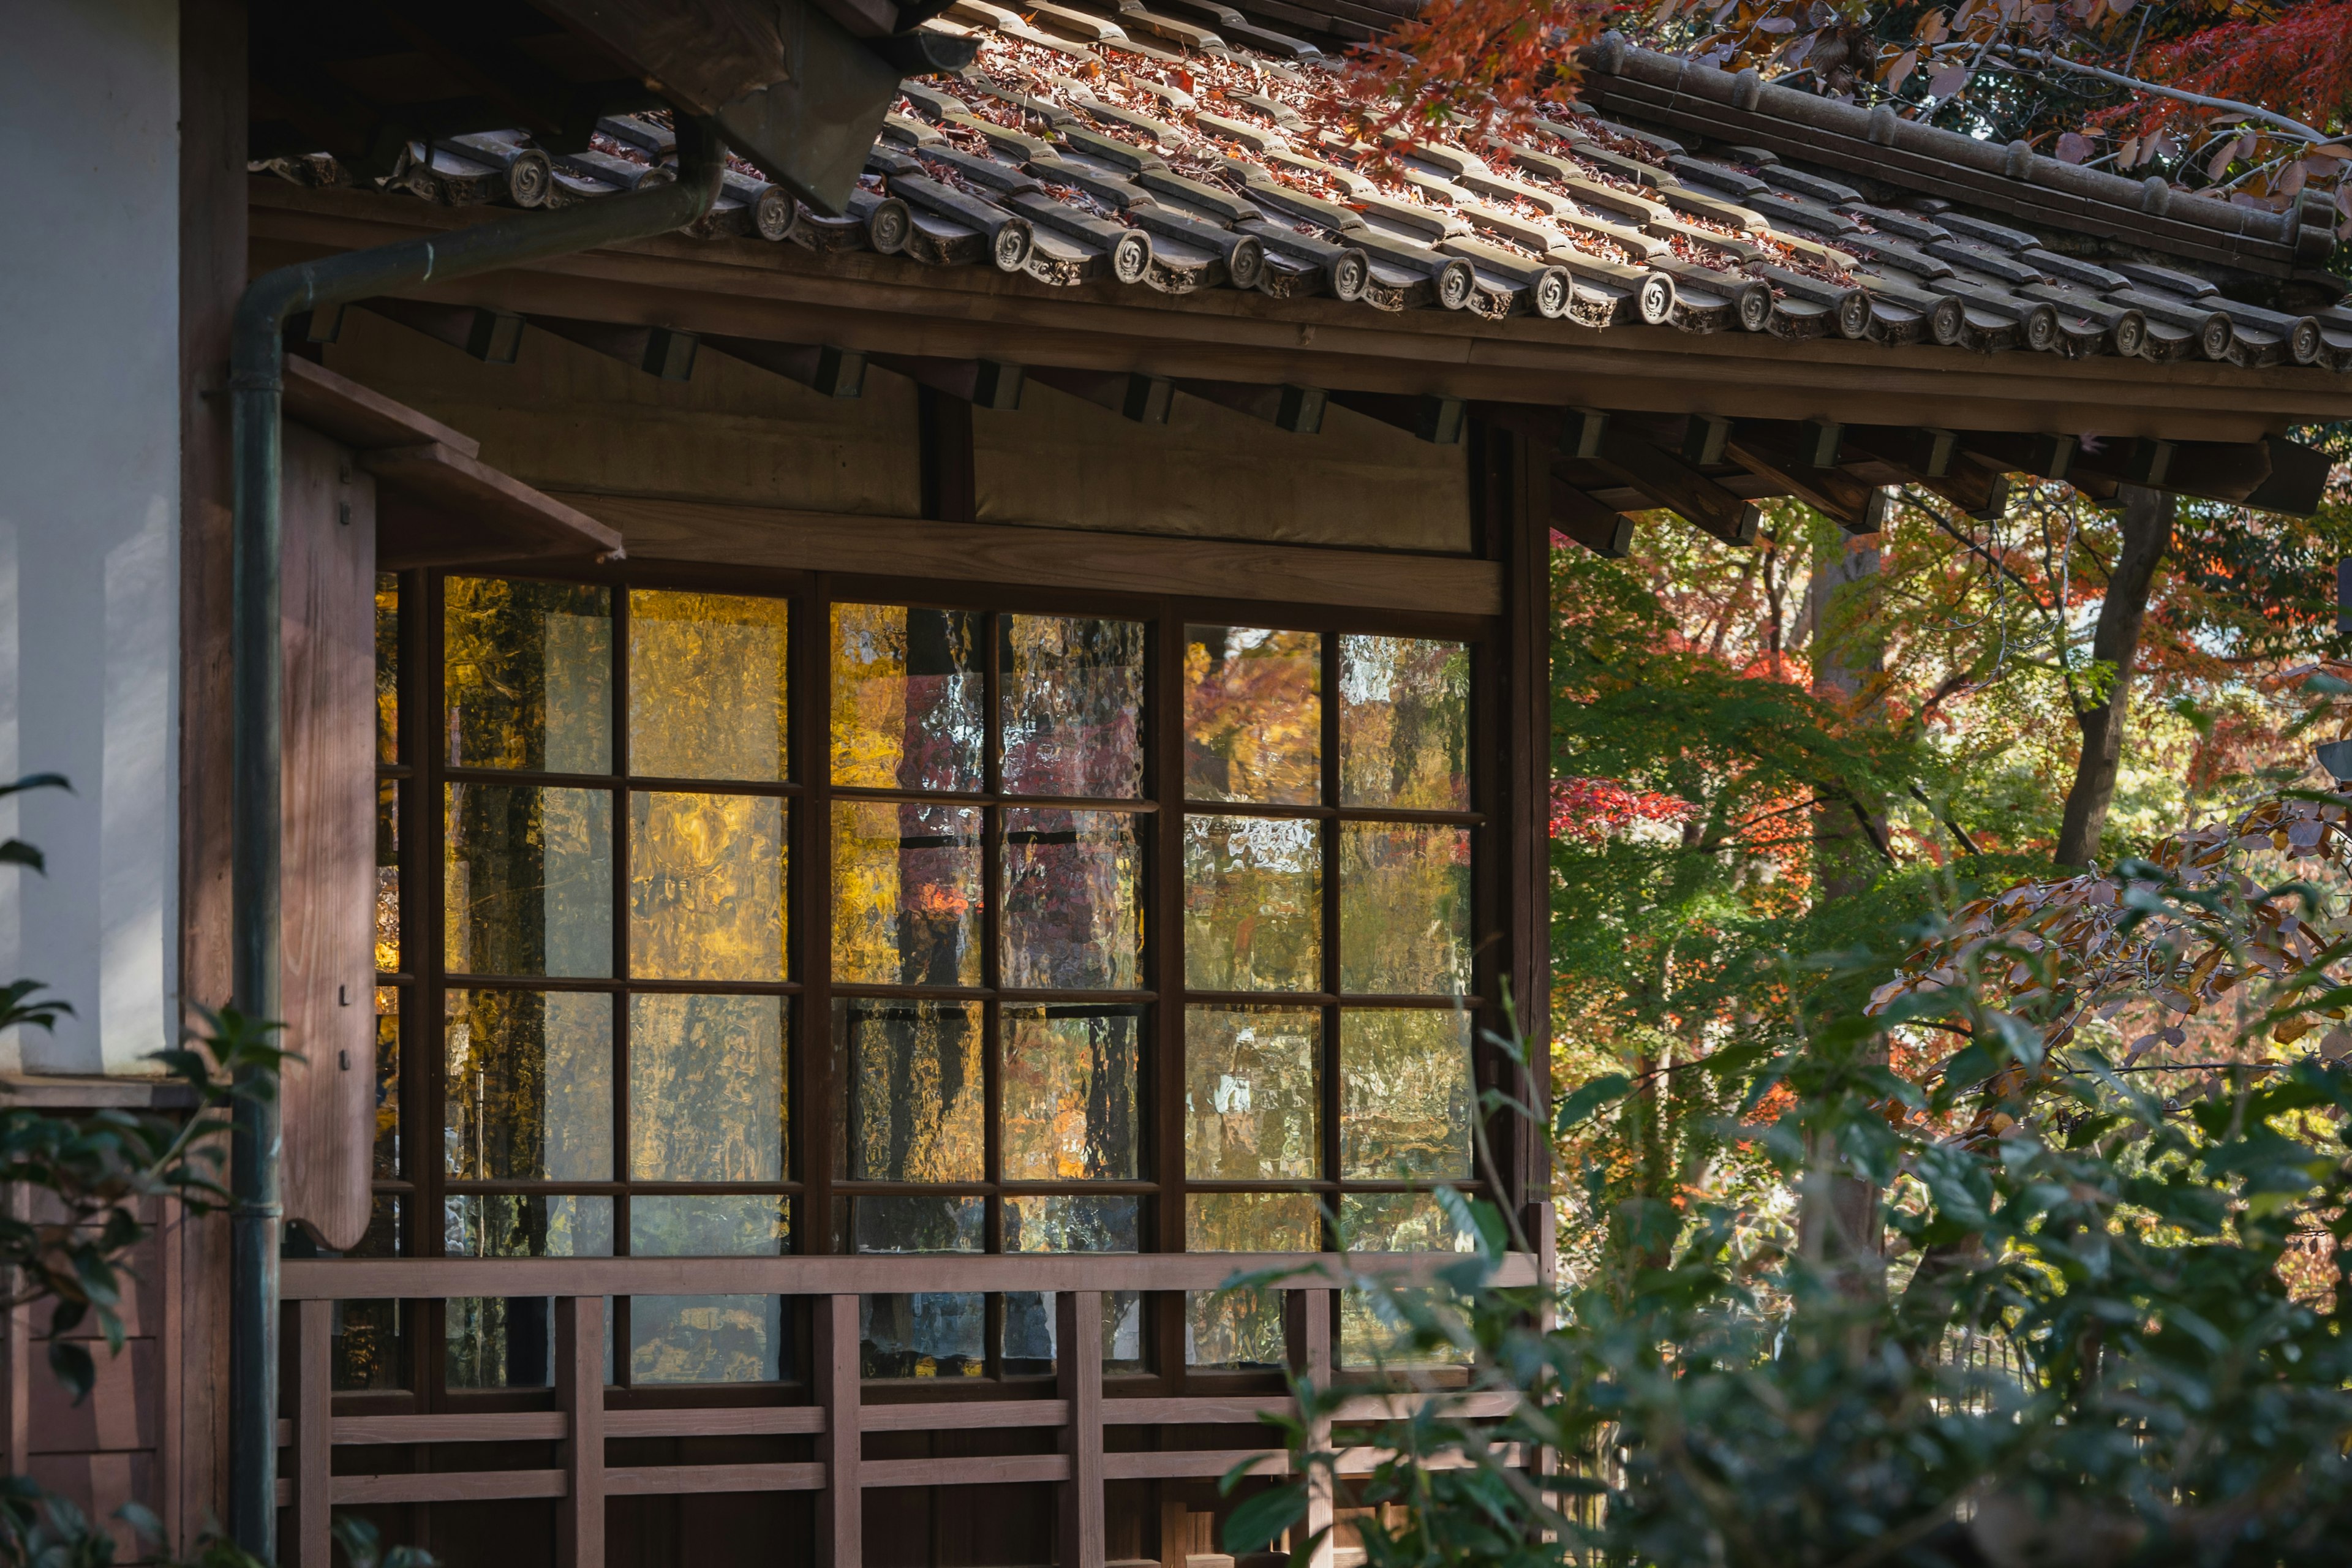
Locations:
352;569;1490;1395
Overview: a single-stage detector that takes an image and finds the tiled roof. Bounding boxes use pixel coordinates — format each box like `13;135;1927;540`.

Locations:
253;5;2352;377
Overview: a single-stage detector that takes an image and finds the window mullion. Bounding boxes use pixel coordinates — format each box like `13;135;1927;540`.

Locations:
1319;626;1343;1255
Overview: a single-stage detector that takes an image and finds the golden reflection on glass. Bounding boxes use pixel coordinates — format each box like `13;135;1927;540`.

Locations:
630;791;786;981
376;780;400;974
1003;808;1140;990
375;573;399;764
443;989;614;1180
443;578;610;772
442;783;612;978
373;989;400;1181
831;603;983;792
1184;1191;1318;1369
1338;822;1471;995
831;800;982;987
628;993;786;1182
834;999;984;1183
1001;615;1145;798
1340;1010;1474;1179
445;1194;614;1390
1183;815;1321;992
629;590;790;782
1338;636;1469;810
628;1195;790;1385
1001;1006;1140;1182
1183;625;1320;804
1184;1006;1321;1180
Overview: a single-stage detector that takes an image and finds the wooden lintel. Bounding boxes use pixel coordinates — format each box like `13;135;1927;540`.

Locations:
1176;379;1327;434
868;352;1025;410
1593;429;1759;546
354;296;524;364
701;334;866;398
365;445;625;566
1325;390;1465;445
1550;475;1635;558
1025;364;1172;423
552;492;1504;617
527;314;699;381
1725;424;1888;534
281;355;480;458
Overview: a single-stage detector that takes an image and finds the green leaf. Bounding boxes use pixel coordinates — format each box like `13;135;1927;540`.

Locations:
1221;1483;1308;1553
1555;1073;1631;1134
47;1340;93;1404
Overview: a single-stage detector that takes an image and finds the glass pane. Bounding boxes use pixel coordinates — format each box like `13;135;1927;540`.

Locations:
831;603;982;792
1339;636;1469;810
630;791;786;981
831;801;982;987
628;994;786;1182
1003;809;1140;989
1183;815;1321;993
1339;1191;1479;1253
629;1196;790;1385
1183;625;1320;805
375;574;399;764
333;1196;405;1393
443;783;612;978
629;589;790;782
1185;1006;1321;1180
1340;1010;1475;1180
861;1292;984;1379
444;990;613;1180
445;577;611;772
375;781;400;974
1185;1191;1321;1252
1004;1197;1142;1377
1001;614;1145;798
445;1194;614;1389
1341;1286;1474;1369
372;988;400;1180
834;1000;984;1182
1338;823;1471;996
1001;1005;1140;1182
853;1194;984;1253
1185;1286;1287;1369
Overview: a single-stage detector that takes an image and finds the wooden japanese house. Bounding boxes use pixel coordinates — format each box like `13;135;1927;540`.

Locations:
1;1;2348;1566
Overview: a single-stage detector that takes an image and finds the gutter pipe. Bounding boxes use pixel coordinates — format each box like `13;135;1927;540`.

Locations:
225;124;724;1558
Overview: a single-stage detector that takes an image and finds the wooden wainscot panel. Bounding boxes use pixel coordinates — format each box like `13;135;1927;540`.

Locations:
277;421;377;1253
560;492;1506;617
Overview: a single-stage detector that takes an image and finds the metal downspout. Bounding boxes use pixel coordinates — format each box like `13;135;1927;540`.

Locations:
225;126;723;1558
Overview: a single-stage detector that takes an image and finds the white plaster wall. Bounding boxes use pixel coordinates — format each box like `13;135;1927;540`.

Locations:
0;0;181;1074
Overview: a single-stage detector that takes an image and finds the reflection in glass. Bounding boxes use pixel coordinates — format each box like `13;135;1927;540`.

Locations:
443;990;612;1180
443;783;612;978
1183;816;1321;992
1003;809;1140;990
854;1195;984;1253
629;994;785;1182
861;1292;984;1379
629;1196;788;1384
1003;1198;1142;1376
831;603;983;792
831;801;982;987
1001;615;1145;798
1337;1194;1476;1368
1186;1191;1320;1252
630;589;790;782
445;1194;614;1389
376;781;400;974
1185;1008;1321;1180
1002;1291;1144;1378
333;1195;405;1392
1001;1006;1139;1182
375;574;399;764
630;791;786;980
1183;625;1320;804
1339;1191;1479;1253
444;578;610;772
834;1000;983;1183
1341;1011;1475;1180
1338;823;1471;995
373;990;400;1180
1339;636;1469;810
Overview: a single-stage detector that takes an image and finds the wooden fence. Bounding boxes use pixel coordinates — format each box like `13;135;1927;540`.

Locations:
277;1251;1540;1568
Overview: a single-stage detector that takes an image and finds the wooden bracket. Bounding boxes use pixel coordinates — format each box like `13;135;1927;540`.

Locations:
527;315;698;381
1026;364;1173;423
2244;436;2329;516
1679;413;1731;466
1591;428;1759;546
1550;473;1636;558
355;297;526;364
1722;421;1887;533
1175;379;1327;434
870;352;1025;410
1325;390;1466;445
1962;431;2076;483
1843;426;2009;521
701;336;866;398
1561;407;1610;460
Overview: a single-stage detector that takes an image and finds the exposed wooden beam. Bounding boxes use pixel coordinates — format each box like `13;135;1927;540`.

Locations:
2243;436;2331;516
1326;390;1466;445
869;352;1025;409
1025;364;1172;423
279;355;480;457
527;314;699;380
355;297;525;364
1591;428;1760;546
702;335;866;397
1726;421;1890;533
1176;379;1327;434
366;446;625;567
1550;478;1637;558
1843;426;2010;521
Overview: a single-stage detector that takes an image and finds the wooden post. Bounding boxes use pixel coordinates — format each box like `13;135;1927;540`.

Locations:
816;1292;861;1568
293;1298;333;1568
1057;1291;1104;1568
555;1295;605;1568
3;1183;31;1475
1291;1289;1333;1568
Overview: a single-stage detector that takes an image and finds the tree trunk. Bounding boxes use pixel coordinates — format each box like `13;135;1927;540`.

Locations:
2054;486;2174;869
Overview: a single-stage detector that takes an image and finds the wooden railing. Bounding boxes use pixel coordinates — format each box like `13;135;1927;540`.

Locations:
278;1252;1540;1568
